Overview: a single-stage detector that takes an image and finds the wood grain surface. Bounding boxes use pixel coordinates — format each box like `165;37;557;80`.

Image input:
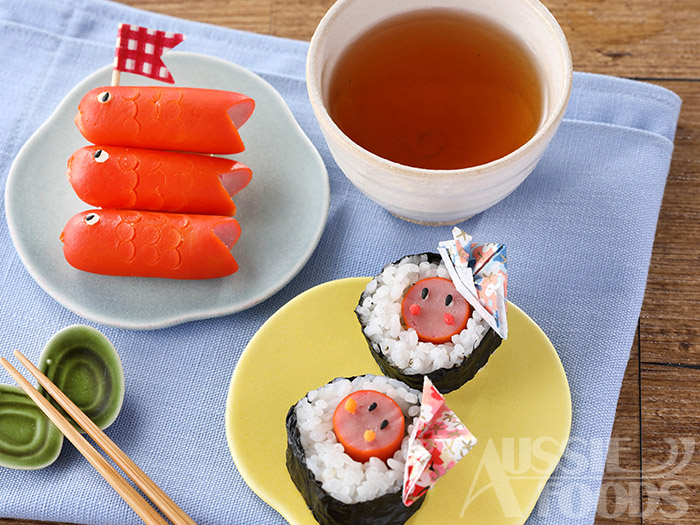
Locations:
3;0;698;524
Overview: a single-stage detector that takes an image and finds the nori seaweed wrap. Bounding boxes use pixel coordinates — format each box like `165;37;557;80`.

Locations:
356;253;503;394
285;375;426;525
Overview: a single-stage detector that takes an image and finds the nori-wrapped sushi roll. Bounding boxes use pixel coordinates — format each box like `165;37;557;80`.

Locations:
355;253;503;393
285;375;426;525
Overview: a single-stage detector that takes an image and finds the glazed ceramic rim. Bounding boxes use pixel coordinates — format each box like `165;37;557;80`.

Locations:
306;0;573;182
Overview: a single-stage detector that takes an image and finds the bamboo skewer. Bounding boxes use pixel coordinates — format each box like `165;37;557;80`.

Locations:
112;23;122;86
1;351;196;525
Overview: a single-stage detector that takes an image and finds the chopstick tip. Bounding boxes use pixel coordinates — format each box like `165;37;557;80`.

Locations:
0;357;17;378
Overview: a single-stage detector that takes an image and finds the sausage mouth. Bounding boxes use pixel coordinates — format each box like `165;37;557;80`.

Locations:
227;97;255;129
218;163;252;198
212;220;241;250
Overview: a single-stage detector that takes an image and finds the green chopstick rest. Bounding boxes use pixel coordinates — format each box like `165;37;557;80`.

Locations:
0;384;64;470
0;325;125;470
39;325;125;432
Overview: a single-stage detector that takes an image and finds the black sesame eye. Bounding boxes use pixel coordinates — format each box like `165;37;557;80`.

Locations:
93;149;109;163
84;213;100;225
380;420;389;430
97;91;111;103
368;402;377;412
445;294;453;306
421;287;429;300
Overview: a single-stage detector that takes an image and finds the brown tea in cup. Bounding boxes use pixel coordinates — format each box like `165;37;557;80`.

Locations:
327;9;543;170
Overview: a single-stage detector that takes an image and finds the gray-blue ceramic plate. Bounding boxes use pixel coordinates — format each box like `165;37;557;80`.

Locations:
5;52;329;330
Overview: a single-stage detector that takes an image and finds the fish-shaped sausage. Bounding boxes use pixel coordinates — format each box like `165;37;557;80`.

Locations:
66;146;252;216
61;210;241;279
74;86;255;154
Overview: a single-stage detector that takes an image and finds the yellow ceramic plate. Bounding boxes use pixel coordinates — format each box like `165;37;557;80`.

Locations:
226;277;571;524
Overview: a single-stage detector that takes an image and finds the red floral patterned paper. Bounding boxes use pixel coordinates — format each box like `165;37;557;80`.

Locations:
438;227;508;338
402;377;477;506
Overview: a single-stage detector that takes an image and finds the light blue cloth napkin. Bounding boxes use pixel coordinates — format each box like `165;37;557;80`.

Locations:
0;0;681;523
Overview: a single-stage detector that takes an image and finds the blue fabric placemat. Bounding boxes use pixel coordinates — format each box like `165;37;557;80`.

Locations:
0;0;681;523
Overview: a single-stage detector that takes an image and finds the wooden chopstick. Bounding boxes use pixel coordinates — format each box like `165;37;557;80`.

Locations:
2;351;195;525
0;356;167;524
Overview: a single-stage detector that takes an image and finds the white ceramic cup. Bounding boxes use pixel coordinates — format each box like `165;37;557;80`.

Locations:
307;0;572;225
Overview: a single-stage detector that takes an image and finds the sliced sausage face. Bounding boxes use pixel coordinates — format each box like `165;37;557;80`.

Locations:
332;390;405;463
401;277;471;344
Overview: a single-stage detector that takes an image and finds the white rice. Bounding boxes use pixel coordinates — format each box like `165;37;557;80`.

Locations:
294;375;421;504
356;254;489;375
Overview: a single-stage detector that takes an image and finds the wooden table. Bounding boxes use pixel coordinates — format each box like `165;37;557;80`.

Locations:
3;1;697;524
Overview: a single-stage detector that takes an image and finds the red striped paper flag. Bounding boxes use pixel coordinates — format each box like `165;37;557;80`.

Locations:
113;24;185;83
